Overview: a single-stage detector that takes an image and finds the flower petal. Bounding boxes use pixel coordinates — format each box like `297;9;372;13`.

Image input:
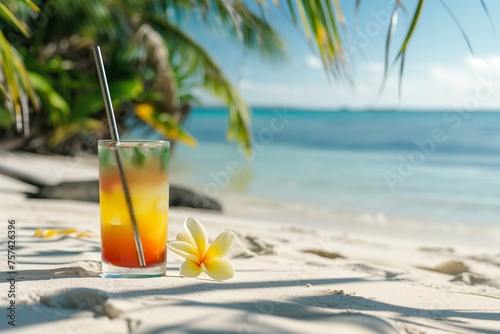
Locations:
204;231;236;260
179;260;202;278
167;241;199;262
185;217;208;257
34;228;78;238
177;231;194;247
201;258;234;281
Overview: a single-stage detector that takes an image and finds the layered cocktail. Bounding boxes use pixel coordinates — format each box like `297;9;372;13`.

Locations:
98;140;169;277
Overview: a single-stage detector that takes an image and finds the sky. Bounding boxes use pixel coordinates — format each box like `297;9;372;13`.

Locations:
182;0;500;110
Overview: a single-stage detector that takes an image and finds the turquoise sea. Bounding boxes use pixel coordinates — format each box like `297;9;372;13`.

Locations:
133;108;500;241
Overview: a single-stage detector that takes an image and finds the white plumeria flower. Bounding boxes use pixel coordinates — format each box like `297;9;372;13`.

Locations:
167;217;236;280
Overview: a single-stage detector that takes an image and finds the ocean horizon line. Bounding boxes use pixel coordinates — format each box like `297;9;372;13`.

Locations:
193;105;500;113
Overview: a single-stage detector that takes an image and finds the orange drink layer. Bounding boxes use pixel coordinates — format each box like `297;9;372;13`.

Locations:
98;141;169;275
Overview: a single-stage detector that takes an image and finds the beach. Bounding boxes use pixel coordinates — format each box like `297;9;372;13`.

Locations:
0;152;499;334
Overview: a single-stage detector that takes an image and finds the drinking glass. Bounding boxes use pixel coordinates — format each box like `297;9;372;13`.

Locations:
98;140;169;278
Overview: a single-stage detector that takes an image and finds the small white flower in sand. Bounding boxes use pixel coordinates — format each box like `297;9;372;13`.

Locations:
167;217;236;280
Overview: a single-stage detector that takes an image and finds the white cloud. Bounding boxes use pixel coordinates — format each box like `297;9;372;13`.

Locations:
429;64;472;91
305;55;322;69
391;56;500;109
490;56;500;68
220;54;500;109
464;55;487;69
363;61;384;73
463;54;500;72
428;55;500;98
239;79;373;109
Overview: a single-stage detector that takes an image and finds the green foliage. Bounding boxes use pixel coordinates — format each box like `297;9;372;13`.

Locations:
169;0;286;61
28;72;70;124
0;106;13;128
49;120;102;147
0;0;40;135
0;0;286;154
281;0;351;82
0;29;39;132
0;2;29;38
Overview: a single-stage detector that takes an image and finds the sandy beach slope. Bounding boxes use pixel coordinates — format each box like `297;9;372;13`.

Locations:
0;152;499;334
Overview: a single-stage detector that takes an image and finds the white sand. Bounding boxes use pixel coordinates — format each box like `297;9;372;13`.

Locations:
0;152;499;334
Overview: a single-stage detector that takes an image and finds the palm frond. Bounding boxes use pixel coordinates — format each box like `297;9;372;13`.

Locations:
0;81;8;101
32;0;127;48
377;2;400;98
28;71;70;124
0;30;39;135
286;0;299;25
398;52;405;101
479;0;495;36
167;0;286;61
0;105;13;128
394;0;424;98
134;102;197;146
279;0;351;81
438;0;474;55
0;2;29;37
394;0;425;59
218;0;286;60
354;0;361;26
49;119;102;147
20;0;40;12
148;16;252;155
380;0;425;99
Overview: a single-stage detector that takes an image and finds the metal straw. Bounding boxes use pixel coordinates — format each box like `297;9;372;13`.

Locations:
93;46;146;267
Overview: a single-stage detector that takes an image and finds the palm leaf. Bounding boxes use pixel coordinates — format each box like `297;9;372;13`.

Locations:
389;0;425;98
479;0;495;36
32;0;124;47
394;0;425;58
354;0;361;27
169;0;286;61
10;46;39;109
71;78;144;120
280;0;351;81
286;0;299;25
147;15;252;155
0;83;8;101
0;30;40;134
377;3;400;97
295;0;313;42
0;3;29;37
134;102;197;146
222;0;286;60
49;119;102;147
20;0;40;12
0;1;40;136
0;105;13;128
398;52;405;101
28;72;70;123
438;0;474;55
